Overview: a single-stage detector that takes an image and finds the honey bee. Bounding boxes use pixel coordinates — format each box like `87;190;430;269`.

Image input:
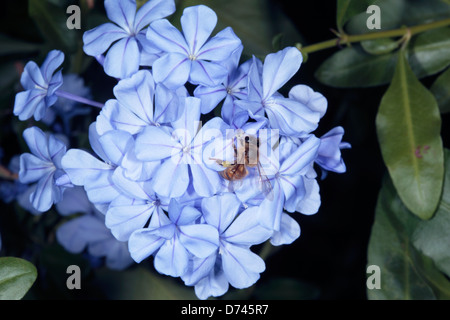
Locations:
211;131;274;200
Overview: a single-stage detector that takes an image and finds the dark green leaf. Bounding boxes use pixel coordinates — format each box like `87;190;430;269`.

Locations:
431;67;450;113
367;176;450;299
28;0;78;52
361;38;399;55
316;28;450;88
376;51;444;219
412;149;450;277
336;0;375;32
175;0;303;58
346;0;450;35
0;257;37;300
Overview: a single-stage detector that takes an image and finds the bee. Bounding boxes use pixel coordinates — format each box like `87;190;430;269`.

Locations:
211;131;274;200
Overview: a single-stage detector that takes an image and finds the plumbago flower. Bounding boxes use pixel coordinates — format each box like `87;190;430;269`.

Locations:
13;50;64;121
146;5;242;89
83;0;176;79
8;2;350;300
19;127;70;212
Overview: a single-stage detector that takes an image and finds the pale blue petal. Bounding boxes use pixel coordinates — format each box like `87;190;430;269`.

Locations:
154;235;189;277
289;84;327;119
55;186;93;216
61;149;114;186
23;127;51;161
134;125;181;161
95;99;117;135
146;19;189;54
83;23;128;56
152;53;191;89
151;157;189;198
193;85;226;114
98;130;134;166
316;126;350;173
270;212;300;246
83;170;120;205
40;50;65;84
30;171;59;212
194;268;229;300
178;224;219;258
265;97;320;137
190;162;222;197
202;193;241;232
196;27;241;61
257;180;284;231
279;135;320;175
172;97;201;146
88;122;110;163
262;47;302;99
182;254;216;286
20;61;46;90
134;0;175;31
181;5;217;54
154;84;186;123
223;206;272;245
105;0;136;33
221;242;265;289
19;153;53;184
295;176;321;215
189;60;228;87
113;70;155;125
13;90;46;121
128;228;166;263
103;36;140;79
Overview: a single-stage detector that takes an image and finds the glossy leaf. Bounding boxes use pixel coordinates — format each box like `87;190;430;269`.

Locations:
28;0;78;52
336;0;375;32
0;257;37;300
367;176;450;299
431;67;450;114
376;50;444;220
316;28;450;88
345;0;450;35
361;38;399;55
412;149;450;277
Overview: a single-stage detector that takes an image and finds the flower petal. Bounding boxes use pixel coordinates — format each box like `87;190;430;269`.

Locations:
128;228;166;263
154;235;189;277
262;47;302;99
279;135;320;175
289;84;327;119
202;193;241;232
181;5;217;54
270;212;300;246
98;130;134;166
40;50;64;84
196;27;241;62
146;19;189;54
83;22;128;56
152;53;191;89
178;224;219;258
13;89;46;121
152;157;189;198
30;171;60;212
103;37;140;79
105;0;136;32
134;0;176;31
189;60;228;87
20;61;46;90
19;153;53;184
135;125;181;161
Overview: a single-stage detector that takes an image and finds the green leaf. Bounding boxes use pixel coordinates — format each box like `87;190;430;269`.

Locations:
0;257;37;300
175;0;303;58
28;0;78;52
367;176;450;299
431;67;450;113
361;38;399;55
315;28;450;88
412;149;450;277
376;51;444;220
346;0;450;35
336;0;375;32
92;266;197;299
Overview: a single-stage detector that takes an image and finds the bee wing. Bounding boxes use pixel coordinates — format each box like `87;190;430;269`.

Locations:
256;163;274;201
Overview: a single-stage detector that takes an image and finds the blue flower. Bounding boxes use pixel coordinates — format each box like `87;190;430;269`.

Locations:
235;47;321;137
316;126;351;178
181;193;272;300
96;70;186;137
193;45;251;123
128;198;219;277
134;96;224;198
13;50;64;121
61;123;123;214
146;5;242;89
83;0;176;79
56;188;134;270
18;127;69;212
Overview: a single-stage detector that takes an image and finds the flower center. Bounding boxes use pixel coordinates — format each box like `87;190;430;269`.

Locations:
188;54;197;61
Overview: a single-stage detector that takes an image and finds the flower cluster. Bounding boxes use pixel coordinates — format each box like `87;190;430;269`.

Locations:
11;0;349;299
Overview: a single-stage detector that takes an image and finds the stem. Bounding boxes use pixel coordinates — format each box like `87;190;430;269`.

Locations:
55;90;104;109
299;17;450;55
